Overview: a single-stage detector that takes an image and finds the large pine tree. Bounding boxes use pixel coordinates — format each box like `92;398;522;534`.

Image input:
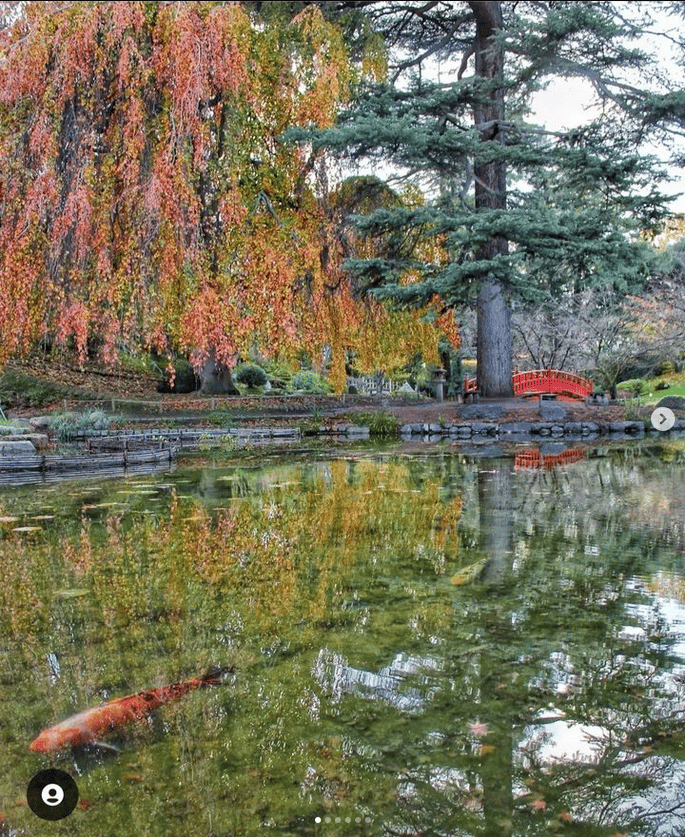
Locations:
291;0;682;396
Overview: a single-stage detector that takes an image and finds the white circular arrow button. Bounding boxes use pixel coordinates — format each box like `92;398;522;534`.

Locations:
651;407;675;431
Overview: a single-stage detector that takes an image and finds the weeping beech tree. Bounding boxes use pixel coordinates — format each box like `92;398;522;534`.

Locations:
290;0;681;396
0;1;456;390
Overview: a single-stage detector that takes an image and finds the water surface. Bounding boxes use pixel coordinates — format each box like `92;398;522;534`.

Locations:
2;442;685;836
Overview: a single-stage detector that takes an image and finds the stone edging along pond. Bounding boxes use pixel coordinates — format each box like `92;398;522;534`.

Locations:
398;418;656;440
0;413;683;473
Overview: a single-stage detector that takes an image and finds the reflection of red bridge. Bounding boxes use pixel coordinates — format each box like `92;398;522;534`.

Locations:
515;448;586;470
464;368;593;401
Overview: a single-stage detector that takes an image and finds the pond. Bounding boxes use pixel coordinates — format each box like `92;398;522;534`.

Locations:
2;440;685;837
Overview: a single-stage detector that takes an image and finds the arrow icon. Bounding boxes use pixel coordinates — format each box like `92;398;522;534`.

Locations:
651;407;675;431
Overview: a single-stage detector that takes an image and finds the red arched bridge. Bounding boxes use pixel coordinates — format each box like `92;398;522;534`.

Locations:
464;368;593;401
515;448;587;470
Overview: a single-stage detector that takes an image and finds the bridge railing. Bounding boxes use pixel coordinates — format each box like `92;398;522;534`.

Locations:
464;368;593;400
515;448;586;470
512;368;593;398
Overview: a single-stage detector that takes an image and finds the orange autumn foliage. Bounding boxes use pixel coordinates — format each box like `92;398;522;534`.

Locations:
0;2;456;387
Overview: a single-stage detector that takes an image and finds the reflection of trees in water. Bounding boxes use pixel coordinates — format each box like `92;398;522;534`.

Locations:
462;451;685;836
311;451;685;836
164;453;685;834
520;729;685;836
3;449;685;834
514;446;685;556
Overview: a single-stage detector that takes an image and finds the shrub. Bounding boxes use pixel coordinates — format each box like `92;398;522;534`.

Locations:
206;408;235;427
171;358;199;393
0;369;71;407
50;409;110;441
355;410;401;437
259;359;294;391
617;378;646;397
290;370;331;393
157;357;199;393
235;364;267;388
655;380;670;391
658;360;676;376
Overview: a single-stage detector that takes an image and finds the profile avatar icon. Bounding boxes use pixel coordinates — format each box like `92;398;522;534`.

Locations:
27;769;79;820
41;783;65;806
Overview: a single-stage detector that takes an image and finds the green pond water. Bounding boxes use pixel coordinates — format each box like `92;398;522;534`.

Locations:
2;441;685;836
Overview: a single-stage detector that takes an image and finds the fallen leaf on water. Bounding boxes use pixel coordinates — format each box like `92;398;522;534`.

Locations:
478;744;496;756
529;798;547;812
558;811;574;823
468;721;489;737
451;557;488;586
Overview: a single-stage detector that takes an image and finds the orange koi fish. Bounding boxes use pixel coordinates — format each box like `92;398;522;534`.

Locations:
30;667;233;753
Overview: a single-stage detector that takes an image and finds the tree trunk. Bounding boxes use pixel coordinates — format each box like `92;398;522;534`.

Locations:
438;458;515;832
469;1;513;397
477;277;511;397
199;349;239;395
477;460;514;833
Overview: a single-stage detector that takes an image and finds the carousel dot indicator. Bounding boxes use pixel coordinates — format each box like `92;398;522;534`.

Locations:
314;811;373;826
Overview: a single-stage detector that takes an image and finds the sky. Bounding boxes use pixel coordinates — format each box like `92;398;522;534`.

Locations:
528;14;685;215
530;78;598;132
423;2;685;215
532;77;685;213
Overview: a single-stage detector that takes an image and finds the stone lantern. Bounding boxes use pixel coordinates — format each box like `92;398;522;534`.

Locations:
432;368;447;402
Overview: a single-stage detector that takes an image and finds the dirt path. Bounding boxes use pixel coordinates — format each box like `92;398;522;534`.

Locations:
5;358;643;427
